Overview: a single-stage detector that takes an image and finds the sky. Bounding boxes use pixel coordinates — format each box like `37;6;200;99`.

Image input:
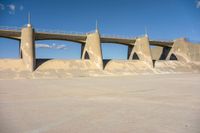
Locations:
0;0;200;59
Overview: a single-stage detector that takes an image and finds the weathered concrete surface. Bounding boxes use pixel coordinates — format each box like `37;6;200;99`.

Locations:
151;39;200;63
21;26;36;72
151;46;172;60
0;74;200;133
128;36;153;67
82;31;103;69
167;38;200;62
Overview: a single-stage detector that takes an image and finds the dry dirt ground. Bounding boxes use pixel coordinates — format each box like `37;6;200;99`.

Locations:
0;73;200;133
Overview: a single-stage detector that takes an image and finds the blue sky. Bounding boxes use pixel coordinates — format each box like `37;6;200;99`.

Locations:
0;0;200;59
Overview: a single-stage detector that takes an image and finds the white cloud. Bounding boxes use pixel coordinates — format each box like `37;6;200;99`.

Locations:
7;4;15;14
0;3;5;10
7;4;15;11
196;0;200;8
36;43;69;50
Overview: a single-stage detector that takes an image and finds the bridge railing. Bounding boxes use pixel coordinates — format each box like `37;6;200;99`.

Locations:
35;28;87;36
36;29;141;39
101;34;143;39
0;26;142;39
0;26;21;31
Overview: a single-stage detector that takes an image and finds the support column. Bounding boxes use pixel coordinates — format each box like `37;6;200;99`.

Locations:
82;30;103;69
128;36;153;67
21;26;36;72
127;45;134;60
80;43;85;59
159;46;171;60
18;41;22;59
166;38;191;62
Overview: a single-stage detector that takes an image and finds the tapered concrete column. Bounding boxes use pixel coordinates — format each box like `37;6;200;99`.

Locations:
128;36;153;67
21;26;36;72
166;38;194;62
82;30;103;69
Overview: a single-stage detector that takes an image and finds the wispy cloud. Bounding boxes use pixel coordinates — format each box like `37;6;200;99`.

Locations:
0;3;5;10
36;43;69;50
196;0;200;8
7;4;16;14
0;3;24;15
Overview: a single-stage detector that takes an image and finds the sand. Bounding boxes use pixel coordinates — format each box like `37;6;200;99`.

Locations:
0;73;200;133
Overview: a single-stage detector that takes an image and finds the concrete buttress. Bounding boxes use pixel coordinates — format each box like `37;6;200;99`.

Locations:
167;38;199;62
128;36;153;67
21;26;36;72
82;31;103;69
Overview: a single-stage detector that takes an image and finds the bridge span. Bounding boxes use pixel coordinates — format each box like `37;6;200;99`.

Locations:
0;27;173;47
0;25;199;72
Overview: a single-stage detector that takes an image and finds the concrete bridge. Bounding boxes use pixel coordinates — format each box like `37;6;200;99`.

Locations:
0;24;200;72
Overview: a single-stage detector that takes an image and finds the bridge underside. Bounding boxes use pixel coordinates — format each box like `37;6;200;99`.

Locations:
0;27;200;73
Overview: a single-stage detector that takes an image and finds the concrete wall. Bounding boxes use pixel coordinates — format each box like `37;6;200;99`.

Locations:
151;46;171;60
151;46;163;60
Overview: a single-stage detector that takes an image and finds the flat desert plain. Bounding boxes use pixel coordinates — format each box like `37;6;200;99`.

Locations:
0;73;200;133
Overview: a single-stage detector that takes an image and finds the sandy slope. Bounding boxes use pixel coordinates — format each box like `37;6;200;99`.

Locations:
0;74;200;133
1;59;200;79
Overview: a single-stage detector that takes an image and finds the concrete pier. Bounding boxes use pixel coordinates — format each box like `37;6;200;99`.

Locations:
167;38;200;62
21;25;36;72
128;36;153;67
82;30;103;69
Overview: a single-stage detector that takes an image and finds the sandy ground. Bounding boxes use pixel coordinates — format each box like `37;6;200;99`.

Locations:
0;74;200;133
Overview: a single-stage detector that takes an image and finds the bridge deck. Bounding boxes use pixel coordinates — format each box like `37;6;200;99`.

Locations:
0;29;173;47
